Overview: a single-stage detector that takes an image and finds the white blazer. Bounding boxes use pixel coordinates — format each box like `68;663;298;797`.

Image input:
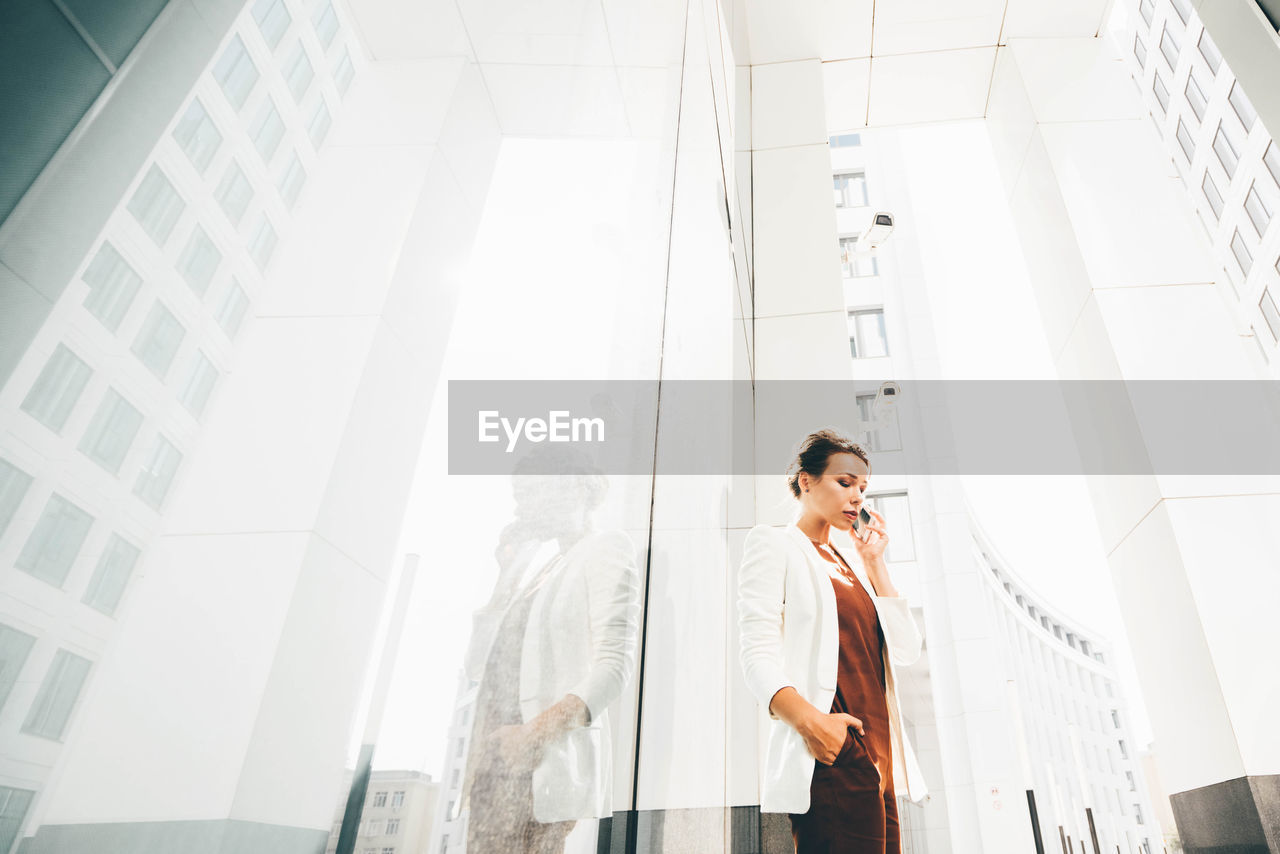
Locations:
465;529;641;822
737;520;928;813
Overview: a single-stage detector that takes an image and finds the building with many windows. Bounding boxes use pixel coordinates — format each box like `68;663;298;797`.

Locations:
324;769;438;854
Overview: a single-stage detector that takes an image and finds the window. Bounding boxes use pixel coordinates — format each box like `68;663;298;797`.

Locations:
78;389;143;474
854;392;902;452
1079;639;1091;656
82;242;142;331
1201;171;1224;219
21;344;92;433
1184;66;1209;121
1152;72;1169;113
455;737;464;757
867;492;915;561
1229;230;1252;276
1040;615;1050;630
0;624;37;713
82;533;140;616
0;459;34;539
839;236;879;278
283;41;315;102
385;818;400;834
213;35;259;110
248;217;278;271
335;48;355;95
833;170;868;208
1053;623;1063;640
1266;142;1280;189
1126;770;1137;791
1158;26;1179;70
391;791;405;808
1227;80;1257;130
131;302;186;379
1175;119;1194;162
314;0;339;47
848;309;888;358
172;98;222;174
1244;183;1271;238
829;133;861;148
1258;289;1280;343
1138;0;1153;26
1118;738;1128;759
1170;0;1191;24
214;161;253;226
1134;803;1144;824
252;0;292;49
133;435;182;509
250;100;286;163
372;791;387;808
1198;29;1222;74
179;351;219;418
366;820;383;836
381;849;395;854
1213;122;1240;177
1111;709;1121;728
215;279;250;338
1133;33;1146;68
0;786;36;854
15;494;94;587
308;98;332;147
127;165;185;246
450;768;461;787
22;648;92;739
277;152;307;207
178;226;221;296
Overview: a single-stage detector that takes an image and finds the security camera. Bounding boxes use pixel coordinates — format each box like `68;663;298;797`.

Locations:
859;212;895;249
874;381;900;410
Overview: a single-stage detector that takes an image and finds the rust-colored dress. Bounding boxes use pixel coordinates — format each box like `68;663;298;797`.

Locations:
790;544;900;854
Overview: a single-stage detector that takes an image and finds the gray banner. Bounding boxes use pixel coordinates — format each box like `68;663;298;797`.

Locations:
447;379;1280;475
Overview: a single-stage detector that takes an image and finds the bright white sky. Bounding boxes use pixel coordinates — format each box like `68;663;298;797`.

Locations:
348;121;1154;780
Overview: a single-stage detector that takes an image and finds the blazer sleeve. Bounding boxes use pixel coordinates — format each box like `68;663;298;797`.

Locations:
737;524;793;720
871;594;924;667
566;530;642;725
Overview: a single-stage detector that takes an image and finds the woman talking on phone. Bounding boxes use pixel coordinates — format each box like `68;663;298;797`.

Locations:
738;428;927;853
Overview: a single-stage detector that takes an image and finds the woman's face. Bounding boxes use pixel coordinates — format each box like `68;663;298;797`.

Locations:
800;452;869;533
511;474;588;539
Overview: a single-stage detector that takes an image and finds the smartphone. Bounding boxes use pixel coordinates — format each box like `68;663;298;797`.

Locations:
851;506;872;533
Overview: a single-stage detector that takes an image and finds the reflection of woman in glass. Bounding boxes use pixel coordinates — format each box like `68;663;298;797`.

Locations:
738;429;927;853
459;447;641;854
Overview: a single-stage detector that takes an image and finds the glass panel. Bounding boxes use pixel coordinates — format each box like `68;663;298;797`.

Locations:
277;151;307;207
1244;183;1271;238
1138;0;1154;26
283;41;315;102
82;533;141;616
0;625;38;713
1228;80;1257;131
15;493;94;587
829;133;861;148
867;492;915;562
21;648;92;739
248;217;278;270
215;279;251;338
314;0;339;48
133;435;182;509
213;34;259;110
1212;123;1239;177
20;343;93;433
1152;72;1169;113
127;164;185;246
1184;67;1208;121
1198;29;1222;74
334;48;355;95
77;388;144;474
179;351;219;417
1265;141;1280;189
1170;0;1191;23
848;309;888;357
131;301;186;379
252;0;292;49
0;786;36;854
1175;119;1195;162
214;160;253;225
0;458;35;539
839;236;879;278
82;241;142;331
1201;171;1224;218
250;99;286;163
308;98;332;147
178;225;221;296
1229;229;1252;275
171;98;222;174
833;170;868;208
1259;288;1280;343
1133;34;1147;68
1158;27;1179;69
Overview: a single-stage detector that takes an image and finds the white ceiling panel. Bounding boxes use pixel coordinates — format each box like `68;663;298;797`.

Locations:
823;58;871;131
818;0;875;61
457;0;615;65
601;0;687;67
871;0;1006;55
481;64;630;136
347;0;472;61
1001;0;1112;40
867;47;998;126
752;60;829;149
